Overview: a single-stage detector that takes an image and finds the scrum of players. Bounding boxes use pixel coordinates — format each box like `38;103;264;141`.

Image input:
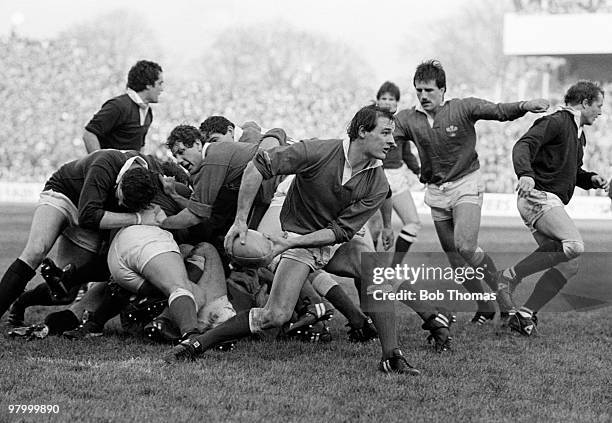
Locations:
0;59;608;375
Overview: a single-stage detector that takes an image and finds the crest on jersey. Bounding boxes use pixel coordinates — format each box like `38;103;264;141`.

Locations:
445;125;459;137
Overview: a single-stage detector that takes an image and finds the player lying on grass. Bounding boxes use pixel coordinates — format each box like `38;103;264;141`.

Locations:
165;105;422;375
393;59;550;324
496;80;609;336
0;150;165;322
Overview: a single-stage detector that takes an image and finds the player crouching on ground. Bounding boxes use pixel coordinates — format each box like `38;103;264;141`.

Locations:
164;105;421;375
496;80;608;335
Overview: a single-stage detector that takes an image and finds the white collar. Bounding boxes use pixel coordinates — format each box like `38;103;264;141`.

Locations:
126;88;148;107
342;138;382;185
415;100;445;128
201;142;212;158
560;105;583;137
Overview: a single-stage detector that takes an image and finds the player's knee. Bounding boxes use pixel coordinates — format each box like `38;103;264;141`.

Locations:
562;240;584;260
310;270;338;296
555;258;580;279
455;242;477;262
191;242;218;260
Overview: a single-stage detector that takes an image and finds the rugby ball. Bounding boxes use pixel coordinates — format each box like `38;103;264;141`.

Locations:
231;229;273;267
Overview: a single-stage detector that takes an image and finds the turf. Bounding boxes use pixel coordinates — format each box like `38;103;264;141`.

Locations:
0;203;610;422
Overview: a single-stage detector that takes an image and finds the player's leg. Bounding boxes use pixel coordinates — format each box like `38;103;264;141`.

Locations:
451;202;509;317
391;189;421;260
508;209;582;335
325;237;419;374
502;207;583;284
0;204;67;318
186;242;236;330
165;256;311;362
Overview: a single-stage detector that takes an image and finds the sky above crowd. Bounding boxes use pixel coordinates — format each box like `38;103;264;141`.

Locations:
0;0;469;81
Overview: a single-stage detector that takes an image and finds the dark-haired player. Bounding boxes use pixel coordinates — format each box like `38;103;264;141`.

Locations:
166;105;421;375
394;60;549;324
497;80;608;335
83;60;164;152
0;150;164;321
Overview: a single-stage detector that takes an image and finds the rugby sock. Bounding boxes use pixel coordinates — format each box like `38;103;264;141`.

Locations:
524;268;567;312
168;295;198;337
44;310;80;335
514;240;566;279
90;283;129;326
517;306;533;319
476;253;499;291
369;310;398;359
325;285;365;328
462;278;495;312
192;310;251;351
0;259;35;318
14;283;75;308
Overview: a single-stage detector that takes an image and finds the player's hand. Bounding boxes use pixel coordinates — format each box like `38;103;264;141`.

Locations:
159;175;177;196
591;174;609;190
264;233;291;258
522;99;549;113
224;220;248;255
381;227;394;251
516;176;535;198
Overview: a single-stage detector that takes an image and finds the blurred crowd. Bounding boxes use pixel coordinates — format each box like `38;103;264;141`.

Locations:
513;0;612;13
1;33;611;196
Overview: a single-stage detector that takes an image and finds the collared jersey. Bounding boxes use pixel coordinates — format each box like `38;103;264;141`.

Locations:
253;138;389;244
513;109;596;204
85;93;153;150
394;97;526;185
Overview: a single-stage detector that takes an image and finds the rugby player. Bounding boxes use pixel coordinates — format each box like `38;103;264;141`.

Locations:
497;80;608;335
83;60;164;153
165;105;421;375
393;60;549;324
0;150;163;320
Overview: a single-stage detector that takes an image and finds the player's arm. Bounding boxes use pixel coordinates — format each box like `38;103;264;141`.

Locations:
380;190;394;250
160;207;202;229
78;161;160;229
330;189;388;244
467;97;549;122
83;129;101;153
512;116;559;197
224;142;313;254
83;99;121;152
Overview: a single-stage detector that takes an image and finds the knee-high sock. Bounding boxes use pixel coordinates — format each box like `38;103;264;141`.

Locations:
89;283;130;326
524;268;567;312
169;295;198;337
462;278;494;312
325;285;365;327
44;309;80;335
476;253;499;291
14;283;76;310
398;281;438;322
192;310;251;351
360;278;397;358
0;259;36;318
514;240;566;279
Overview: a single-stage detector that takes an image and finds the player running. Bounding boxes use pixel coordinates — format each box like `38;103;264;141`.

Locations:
393;60;549;323
497;80;608;335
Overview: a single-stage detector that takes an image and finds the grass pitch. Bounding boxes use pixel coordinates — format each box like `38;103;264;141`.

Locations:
0;203;611;422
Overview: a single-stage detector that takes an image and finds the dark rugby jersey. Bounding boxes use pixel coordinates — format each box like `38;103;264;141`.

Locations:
394;98;526;185
44;150;174;229
253;138;389;244
513;109;596;204
85;94;152;150
188;128;287;220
